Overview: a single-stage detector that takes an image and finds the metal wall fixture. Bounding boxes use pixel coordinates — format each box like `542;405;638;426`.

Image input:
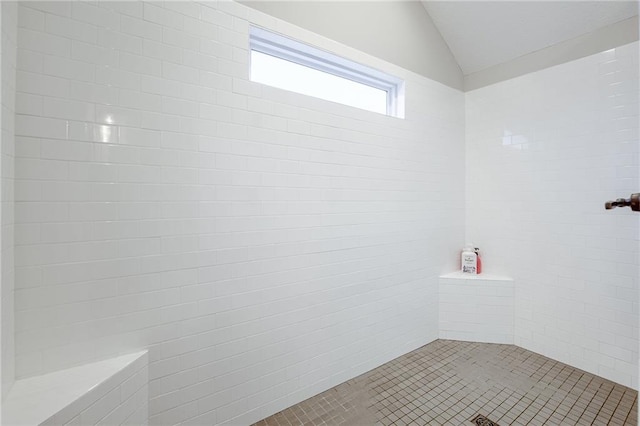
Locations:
605;193;639;211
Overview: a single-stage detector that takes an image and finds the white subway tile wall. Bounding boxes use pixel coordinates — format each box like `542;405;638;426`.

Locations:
13;1;465;424
465;42;639;389
1;0;18;401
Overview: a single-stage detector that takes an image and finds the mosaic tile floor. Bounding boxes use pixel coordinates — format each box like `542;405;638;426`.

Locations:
254;340;638;426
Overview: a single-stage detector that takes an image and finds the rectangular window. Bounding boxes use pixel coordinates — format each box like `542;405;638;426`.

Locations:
249;26;404;118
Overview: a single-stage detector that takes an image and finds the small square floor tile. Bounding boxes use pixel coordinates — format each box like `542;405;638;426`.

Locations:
253;340;637;426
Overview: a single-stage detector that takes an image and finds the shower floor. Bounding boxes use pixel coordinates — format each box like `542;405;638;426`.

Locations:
253;340;637;426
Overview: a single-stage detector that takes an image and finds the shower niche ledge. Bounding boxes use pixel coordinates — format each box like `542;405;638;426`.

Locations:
2;351;148;426
438;272;514;345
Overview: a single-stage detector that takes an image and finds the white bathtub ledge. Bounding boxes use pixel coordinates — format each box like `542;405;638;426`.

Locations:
2;351;148;426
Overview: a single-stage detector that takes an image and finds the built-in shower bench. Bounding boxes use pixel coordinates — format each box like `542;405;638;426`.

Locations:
439;271;515;344
2;351;148;426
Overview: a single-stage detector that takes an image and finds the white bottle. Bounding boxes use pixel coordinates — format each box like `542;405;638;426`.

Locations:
461;244;477;274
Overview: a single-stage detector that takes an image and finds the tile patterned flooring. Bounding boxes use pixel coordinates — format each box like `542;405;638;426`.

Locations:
254;340;638;426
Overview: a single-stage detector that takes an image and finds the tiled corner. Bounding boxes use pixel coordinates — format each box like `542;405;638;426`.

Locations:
439;272;515;344
465;41;639;388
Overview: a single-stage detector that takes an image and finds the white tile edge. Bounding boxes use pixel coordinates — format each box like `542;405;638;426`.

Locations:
3;350;148;426
439;271;514;281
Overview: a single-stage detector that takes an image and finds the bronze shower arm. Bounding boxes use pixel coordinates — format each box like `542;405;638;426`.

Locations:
605;193;639;211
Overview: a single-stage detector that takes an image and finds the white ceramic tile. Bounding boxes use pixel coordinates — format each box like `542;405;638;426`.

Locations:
15;92;43;116
70;2;119;30
143;3;184;31
15;115;68;140
44;13;97;44
17;6;45;31
42;98;95;122
43;55;96;82
120;14;162;41
16;49;43;73
119;52;162;77
97;28;143;56
18;27;71;57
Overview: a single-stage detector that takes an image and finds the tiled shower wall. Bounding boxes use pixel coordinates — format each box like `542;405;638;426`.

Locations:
1;0;17;401
466;42;639;388
12;1;464;424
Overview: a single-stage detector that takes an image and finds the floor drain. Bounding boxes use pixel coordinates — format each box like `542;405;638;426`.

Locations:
471;414;500;426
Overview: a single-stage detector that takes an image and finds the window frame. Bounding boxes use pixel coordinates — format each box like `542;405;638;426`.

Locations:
249;26;404;118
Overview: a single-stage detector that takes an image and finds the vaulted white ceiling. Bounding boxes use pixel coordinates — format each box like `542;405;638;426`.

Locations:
421;1;639;75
